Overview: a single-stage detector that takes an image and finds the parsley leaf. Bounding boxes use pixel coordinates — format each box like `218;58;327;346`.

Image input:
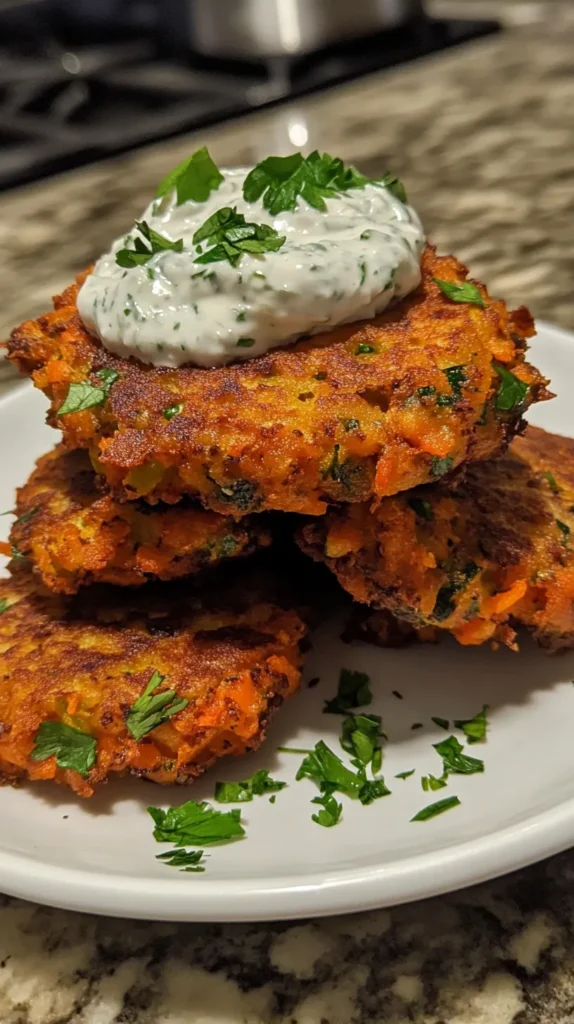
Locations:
13;505;40;527
430;455;454;478
57;368;119;416
493;364;529;411
0;598;10;615
297;741;364;798
542;471;559;494
432;562;480;622
340;713;383;766
324;668;372;714
442;365;467;402
116;220;184;268
421;773;448;792
434;735;484;775
243;151;407;215
312;791;343;827
156;848;206;872
431;717;450;731
356;343;377;355
359;777;391;804
163;403;183;420
31;722;97;778
214;769;286;803
557;520;570;547
408;497;434;521
193;206;285;267
454;705;489;743
126;670;188;742
156;147;223;205
395;769;415;780
411;796;460;821
433;278;485;308
148;800;245;846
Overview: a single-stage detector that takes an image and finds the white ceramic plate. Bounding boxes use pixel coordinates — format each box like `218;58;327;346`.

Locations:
1;321;574;922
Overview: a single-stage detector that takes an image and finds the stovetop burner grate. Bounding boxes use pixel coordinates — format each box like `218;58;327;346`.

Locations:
0;14;500;191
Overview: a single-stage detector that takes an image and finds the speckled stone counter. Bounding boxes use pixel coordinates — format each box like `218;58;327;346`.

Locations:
2;6;574;1023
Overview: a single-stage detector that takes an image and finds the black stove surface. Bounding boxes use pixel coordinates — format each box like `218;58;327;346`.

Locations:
0;13;499;191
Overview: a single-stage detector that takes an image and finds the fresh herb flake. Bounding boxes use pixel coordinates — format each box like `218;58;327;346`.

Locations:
395;770;415;780
542;471;560;494
31;722;97;778
408;497;434;521
431;717;450;731
324;668;372;714
116;220;184;268
156;147;223;205
355;343;377;355
340;713;383;766
57;368;119;416
193;206;285;267
0;598;10;615
421;773;448;792
430;455;454;478
156;848;206;872
493;364;529;411
433;278;485;308
126;670;189;742
163;403;184;420
214;769;286;804
453;705;489;744
148;800;245;846
412;796;460;821
434;735;484;775
311;791;343;828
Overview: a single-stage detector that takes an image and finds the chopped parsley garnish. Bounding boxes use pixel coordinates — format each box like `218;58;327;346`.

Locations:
296;741;364;799
236;338;255;348
542;471;559;494
156;146;223;205
193;206;285;267
214;769;286;803
148;800;245;846
116;220;184;268
243;151;407;215
557;519;570;547
13;505;40;527
493;364;529;411
432;562;480;622
57;368;119;416
431;717;449;731
31;722;97;778
278;746;314;755
442;365;467;402
324;668;372;714
340;713;383;766
9;544;27;562
156;849;206;873
408;497;434;521
411;722;423;730
454;705;489;744
430;455;454;478
411;796;460;821
312;791;343;828
163;403;183;420
392;690;403;700
417;385;436;398
433;278;485;308
395;770;415;780
359;261;367;285
355;343;377;355
344;418;360;432
359;778;391;804
207;476;259;512
126;671;188;742
434;735;484;775
0;598;10;615
421;773;447;792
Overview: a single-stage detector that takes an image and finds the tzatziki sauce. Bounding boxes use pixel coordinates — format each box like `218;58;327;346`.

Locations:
77;165;425;368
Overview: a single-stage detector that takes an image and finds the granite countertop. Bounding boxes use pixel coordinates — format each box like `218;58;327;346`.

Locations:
2;6;574;1023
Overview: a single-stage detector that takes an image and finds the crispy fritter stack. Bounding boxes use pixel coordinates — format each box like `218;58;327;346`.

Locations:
4;236;566;798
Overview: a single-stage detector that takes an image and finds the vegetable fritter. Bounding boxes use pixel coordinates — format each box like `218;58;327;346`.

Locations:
0;564;306;797
298;427;574;652
7;246;548;515
7;445;270;594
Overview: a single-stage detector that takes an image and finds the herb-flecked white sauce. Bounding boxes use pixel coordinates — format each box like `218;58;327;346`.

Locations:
77;167;425;368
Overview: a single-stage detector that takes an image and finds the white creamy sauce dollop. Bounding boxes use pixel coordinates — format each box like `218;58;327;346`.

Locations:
77;166;425;368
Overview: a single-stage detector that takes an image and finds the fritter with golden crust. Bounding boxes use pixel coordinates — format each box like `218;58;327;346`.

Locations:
7;246;548;515
7;445;270;594
0;564;306;797
298;427;574;652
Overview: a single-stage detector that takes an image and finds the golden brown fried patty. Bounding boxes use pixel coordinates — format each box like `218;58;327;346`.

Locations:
298;427;574;652
7;246;548;515
0;564;306;797
8;446;270;594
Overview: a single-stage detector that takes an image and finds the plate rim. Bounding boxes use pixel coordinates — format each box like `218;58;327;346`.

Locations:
1;318;573;922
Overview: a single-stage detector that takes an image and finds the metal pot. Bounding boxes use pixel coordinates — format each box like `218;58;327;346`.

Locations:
188;0;422;59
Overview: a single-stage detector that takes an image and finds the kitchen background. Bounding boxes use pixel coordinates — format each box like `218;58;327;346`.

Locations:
1;2;574;1022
